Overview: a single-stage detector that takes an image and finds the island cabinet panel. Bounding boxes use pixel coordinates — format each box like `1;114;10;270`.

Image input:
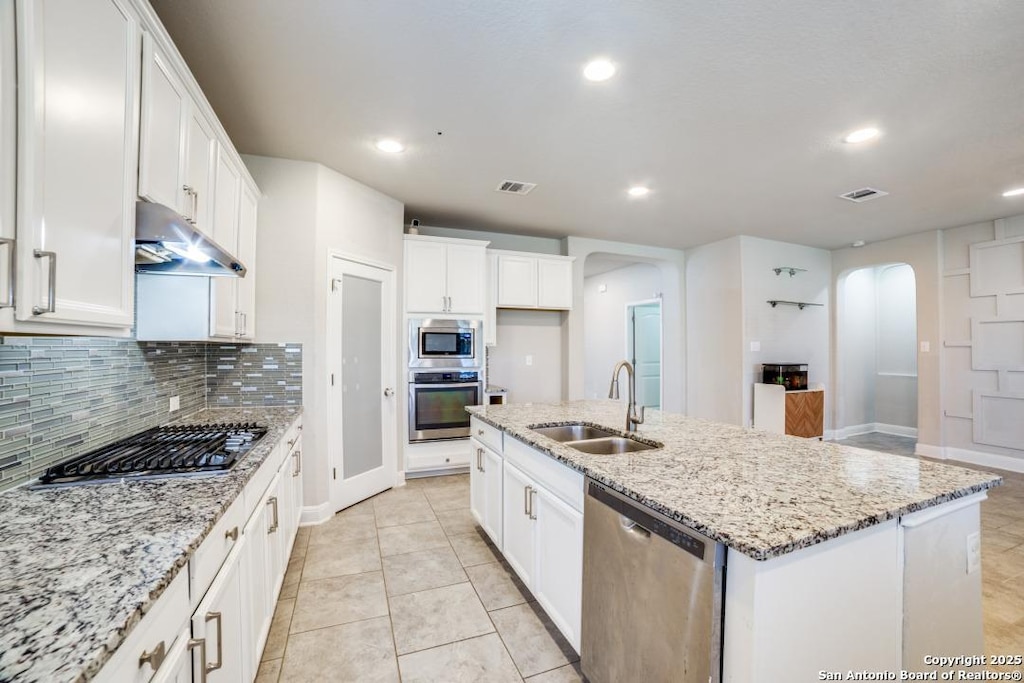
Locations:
722;520;901;682
532;485;583;651
149;626;192;683
470;437;503;548
502;460;537;587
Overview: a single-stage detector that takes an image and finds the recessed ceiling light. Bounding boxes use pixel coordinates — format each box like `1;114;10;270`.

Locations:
1002;187;1024;198
374;139;405;153
842;127;880;144
627;186;650;198
583;59;616;82
852;240;866;248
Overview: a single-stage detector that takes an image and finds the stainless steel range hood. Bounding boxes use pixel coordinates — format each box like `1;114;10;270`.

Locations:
134;201;246;277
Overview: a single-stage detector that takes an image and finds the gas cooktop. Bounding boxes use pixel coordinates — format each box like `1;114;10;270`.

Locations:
36;422;267;487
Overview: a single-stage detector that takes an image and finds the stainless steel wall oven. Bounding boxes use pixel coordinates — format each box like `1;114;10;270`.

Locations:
408;370;483;442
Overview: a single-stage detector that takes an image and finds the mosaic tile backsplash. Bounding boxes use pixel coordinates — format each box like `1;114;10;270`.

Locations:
0;338;302;490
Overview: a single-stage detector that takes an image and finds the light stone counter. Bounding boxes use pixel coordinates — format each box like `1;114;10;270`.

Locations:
0;406;301;683
467;400;1001;560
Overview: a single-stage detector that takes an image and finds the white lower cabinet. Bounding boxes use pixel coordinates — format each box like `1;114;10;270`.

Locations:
469;437;502;548
500;445;584;653
190;546;246;682
149;626;193;683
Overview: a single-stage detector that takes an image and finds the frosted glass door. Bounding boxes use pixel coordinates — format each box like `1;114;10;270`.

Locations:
328;257;397;512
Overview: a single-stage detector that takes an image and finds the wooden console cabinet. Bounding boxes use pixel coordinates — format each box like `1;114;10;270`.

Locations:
753;384;824;438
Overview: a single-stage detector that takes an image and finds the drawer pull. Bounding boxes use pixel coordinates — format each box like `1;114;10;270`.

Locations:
224;526;239;541
187;638;207;683
205;611;223;673
477;429;484;436
139;640;166;670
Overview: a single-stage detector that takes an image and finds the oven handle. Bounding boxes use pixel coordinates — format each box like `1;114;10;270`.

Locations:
411;382;483;389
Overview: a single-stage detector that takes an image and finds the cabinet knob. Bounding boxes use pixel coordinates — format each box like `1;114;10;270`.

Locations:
139;640;166;671
224;526;239;541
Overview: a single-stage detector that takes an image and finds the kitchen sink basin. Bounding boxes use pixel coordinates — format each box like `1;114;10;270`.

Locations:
566;436;661;455
531;424;618;442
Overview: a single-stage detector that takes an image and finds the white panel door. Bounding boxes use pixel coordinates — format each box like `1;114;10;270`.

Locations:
482;444;504;548
470;439;487;528
235;184;258;340
240;495;272;676
191;548;245;683
184;105;217;233
537;258;573;310
328;256;399;512
16;0;139;327
497;255;537;308
445;244;486;314
138;31;186;211
533;484;584;651
501;461;536;588
209;147;241;338
405;239;447;313
264;472;286;595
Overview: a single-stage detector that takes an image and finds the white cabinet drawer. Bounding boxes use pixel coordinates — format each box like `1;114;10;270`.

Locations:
504;436;584;512
95;569;189;683
471;417;503;454
189;495;245;609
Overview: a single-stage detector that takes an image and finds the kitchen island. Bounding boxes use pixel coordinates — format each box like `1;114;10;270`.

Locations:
467;400;1002;681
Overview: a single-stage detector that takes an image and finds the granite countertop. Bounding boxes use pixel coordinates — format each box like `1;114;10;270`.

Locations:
0;406;302;683
467;400;1002;561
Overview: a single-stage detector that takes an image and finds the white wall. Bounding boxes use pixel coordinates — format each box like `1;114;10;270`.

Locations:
741;236;831;428
875;264;917;430
244;154;404;514
583;262;663;400
838;267;878;428
685;237;743;424
487;309;564;403
566;236;687;412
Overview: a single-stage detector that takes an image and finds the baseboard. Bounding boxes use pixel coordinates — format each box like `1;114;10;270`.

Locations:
833;423;876;440
405;466;471;479
299;501;333;526
914;443;944;459
395;470;406;487
943;446;1024;474
873;423;918;438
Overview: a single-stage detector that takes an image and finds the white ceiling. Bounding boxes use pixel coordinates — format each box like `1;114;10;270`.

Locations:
151;0;1024;250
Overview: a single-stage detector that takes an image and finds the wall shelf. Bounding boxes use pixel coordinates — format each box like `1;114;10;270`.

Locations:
772;266;807;277
767;300;823;310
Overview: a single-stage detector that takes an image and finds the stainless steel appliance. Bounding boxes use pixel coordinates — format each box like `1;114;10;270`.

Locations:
581;478;726;683
408;370;483;442
135;201;247;277
35;423;267;486
408;318;481;368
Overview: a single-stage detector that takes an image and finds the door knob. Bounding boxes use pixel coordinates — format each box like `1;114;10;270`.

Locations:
384;387;395;397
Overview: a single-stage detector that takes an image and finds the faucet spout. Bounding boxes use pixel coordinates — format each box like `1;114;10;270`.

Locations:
608;360;645;432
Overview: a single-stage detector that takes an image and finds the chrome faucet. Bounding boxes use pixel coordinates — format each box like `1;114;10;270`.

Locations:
608;360;645;432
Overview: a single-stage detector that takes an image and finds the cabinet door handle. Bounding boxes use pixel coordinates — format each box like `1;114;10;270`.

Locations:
524;485;532;516
182;185;195;223
205;611;223;673
268;496;279;533
0;238;14;308
475;447;482;472
529;488;537;520
241;312;247;336
224;526;238;541
31;249;56;315
187;638;207;683
139;640;166;671
292;449;301;477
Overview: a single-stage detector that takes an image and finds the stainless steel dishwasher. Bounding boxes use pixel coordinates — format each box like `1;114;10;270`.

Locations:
581;478;726;683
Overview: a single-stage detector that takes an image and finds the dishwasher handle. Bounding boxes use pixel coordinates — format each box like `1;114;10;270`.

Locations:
619;515;651;540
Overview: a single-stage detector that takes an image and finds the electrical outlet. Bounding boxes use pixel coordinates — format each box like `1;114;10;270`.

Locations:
525;355;533;366
966;531;981;574
169;396;180;412
750;341;761;352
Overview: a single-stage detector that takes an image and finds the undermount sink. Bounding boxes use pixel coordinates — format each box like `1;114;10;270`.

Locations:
531;424;618;442
566;436;661;455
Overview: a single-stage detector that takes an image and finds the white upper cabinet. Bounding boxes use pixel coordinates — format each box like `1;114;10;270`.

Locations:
493;250;575;311
0;1;14;312
138;31;187;212
184;106;217;234
12;0;140;331
235;185;258;340
404;235;488;315
209;148;242;338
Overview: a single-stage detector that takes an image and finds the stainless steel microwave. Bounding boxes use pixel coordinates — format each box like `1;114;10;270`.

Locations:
408;318;481;368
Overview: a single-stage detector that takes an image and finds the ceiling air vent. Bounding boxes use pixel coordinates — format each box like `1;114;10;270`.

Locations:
496;180;537;195
839;187;889;203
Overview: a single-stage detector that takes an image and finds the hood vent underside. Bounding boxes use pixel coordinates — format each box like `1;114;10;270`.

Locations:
496;180;537;195
134;201;246;277
839;187;889;203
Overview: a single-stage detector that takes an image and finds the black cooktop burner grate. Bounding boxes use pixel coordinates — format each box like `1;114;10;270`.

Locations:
38;423;267;486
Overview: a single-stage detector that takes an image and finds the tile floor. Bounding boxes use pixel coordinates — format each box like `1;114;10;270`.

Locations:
260;436;1024;681
256;473;582;682
837;432;1024;671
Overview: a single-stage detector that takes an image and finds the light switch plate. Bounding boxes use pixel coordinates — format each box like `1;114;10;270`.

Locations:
966;531;981;574
920;341;931;353
169;396;180;412
525;355;533;366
